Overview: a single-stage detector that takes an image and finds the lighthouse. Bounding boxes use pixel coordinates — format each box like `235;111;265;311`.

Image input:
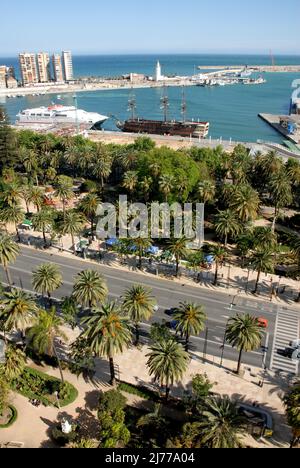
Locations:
155;61;163;81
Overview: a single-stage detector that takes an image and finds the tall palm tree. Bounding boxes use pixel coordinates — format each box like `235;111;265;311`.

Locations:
58;210;85;254
132;237;152;270
269;172;293;231
249;249;274;294
210;245;226;286
0;203;24;241
92;148;113;190
32;208;54;246
174;302;207;352
122;285;156;345
139;176;153;202
199;396;245;448
146;339;189;400
72;269;108;309
32;263;63;302
28;186;44;212
26;307;67;384
81;302;132;385
229;184;260;222
0;233;19;287
214;210;242;247
225;314;263;374
54;175;74;217
1;289;38;337
78;193;101;240
169;237;188;277
197;180;216;206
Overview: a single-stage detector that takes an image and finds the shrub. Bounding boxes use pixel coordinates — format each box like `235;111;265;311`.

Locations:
10;367;78;407
118;382;159;401
0;405;18;429
52;425;78;446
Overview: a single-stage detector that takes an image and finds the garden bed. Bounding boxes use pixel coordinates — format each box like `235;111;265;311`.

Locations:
0;405;18;429
10;367;78;408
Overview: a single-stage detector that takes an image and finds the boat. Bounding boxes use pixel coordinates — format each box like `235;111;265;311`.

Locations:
16;104;108;129
117;88;210;139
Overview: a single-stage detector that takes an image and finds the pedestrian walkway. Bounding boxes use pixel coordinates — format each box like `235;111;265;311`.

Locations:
270;307;300;375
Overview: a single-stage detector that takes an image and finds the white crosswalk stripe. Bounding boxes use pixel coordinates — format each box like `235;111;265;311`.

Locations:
270;307;300;375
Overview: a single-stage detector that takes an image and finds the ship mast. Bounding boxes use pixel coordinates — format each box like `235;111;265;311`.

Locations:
181;87;187;123
127;89;137;120
160;85;169;122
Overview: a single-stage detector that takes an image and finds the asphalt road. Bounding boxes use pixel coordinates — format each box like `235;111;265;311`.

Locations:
0;245;286;370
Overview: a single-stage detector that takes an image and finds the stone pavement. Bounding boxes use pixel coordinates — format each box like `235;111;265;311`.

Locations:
0;346;293;449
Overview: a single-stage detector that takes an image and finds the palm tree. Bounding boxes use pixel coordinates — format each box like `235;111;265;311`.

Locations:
54;175;74;217
81;302;132;386
229;184;260;222
283;381;300;448
32;208;54;246
122;285;156;345
210;245;226;286
0;182;22;207
214;210;242;247
225;314;263;374
169;237;188;277
72;269;108;309
132;237;152;270
58;210;85;253
1;345;26;380
197;180;216;206
174;302;207;352
26;307;67;384
269;172;293;231
159;175;175;202
252;227;277;250
139;177;153;202
199;396;245;448
0;233;19;287
32;263;63;303
249;249;274;294
28;186;44;212
0;203;24;241
1;289;38;338
92;148;112;190
122;171;138;199
78;193;101;240
146;339;189;400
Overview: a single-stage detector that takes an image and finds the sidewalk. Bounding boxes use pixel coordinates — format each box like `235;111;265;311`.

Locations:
0;346;293;448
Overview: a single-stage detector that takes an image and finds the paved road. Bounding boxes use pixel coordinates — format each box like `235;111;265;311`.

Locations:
1;245;298;372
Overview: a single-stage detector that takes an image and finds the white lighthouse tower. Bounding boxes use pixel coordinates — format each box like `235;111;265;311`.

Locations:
155;61;163;81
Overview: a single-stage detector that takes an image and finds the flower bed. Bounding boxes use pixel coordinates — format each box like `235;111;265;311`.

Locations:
10;367;78;408
0;405;18;429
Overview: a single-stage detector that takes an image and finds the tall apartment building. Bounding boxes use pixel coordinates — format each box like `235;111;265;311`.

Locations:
52;54;64;82
37;52;51;82
62;51;74;81
0;66;6;88
19;53;38;85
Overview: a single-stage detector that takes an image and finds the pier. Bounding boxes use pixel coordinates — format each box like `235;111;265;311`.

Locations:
258;113;300;146
198;65;300;73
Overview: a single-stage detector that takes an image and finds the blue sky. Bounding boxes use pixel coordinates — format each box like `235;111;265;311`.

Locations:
0;0;299;56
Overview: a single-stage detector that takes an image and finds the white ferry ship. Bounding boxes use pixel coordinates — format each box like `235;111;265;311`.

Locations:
16;104;108;129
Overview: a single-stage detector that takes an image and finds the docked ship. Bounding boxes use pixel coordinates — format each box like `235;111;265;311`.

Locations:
117;89;210;139
16;104;108;129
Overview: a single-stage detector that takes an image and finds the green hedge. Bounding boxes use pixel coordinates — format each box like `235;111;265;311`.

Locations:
0;405;18;429
10;367;78;408
118;382;159;401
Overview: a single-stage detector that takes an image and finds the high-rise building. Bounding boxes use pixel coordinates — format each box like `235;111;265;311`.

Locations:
37;52;51;82
19;53;38;85
52;54;64;82
0;66;6;88
62;51;74;81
